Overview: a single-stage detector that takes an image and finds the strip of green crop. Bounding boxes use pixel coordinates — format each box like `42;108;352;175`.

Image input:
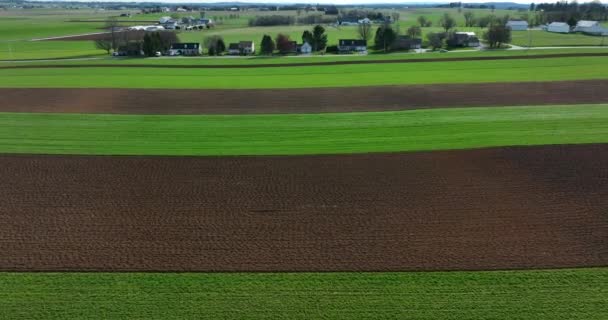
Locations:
0;56;606;89
0;268;606;319
1;104;607;156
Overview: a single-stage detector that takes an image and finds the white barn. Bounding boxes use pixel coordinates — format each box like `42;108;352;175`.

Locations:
506;20;529;31
547;22;570;33
299;42;312;55
574;20;607;35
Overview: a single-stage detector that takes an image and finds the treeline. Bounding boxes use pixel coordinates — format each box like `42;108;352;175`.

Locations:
297;14;337;25
534;1;608;23
248;15;295;26
338;9;387;21
95;30;178;55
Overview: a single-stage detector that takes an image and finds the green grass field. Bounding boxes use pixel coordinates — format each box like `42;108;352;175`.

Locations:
1;104;607;156
0;268;606;319
511;30;607;47
4;47;608;65
0;56;605;88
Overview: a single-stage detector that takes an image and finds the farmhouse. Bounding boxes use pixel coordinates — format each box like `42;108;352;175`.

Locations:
393;36;422;50
447;32;480;47
298;42;312;54
228;43;240;55
574;20;607;35
338;39;367;53
239;41;255;55
169;43;201;56
228;41;255;55
506;20;529;31
547;22;570;33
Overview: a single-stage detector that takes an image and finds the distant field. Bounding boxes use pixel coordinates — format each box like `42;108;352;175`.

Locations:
1;105;607;156
0;56;605;88
0;41;103;60
511;30;607;47
0;268;606;319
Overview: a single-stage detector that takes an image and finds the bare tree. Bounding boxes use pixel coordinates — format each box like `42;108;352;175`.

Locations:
94;37;112;54
105;17;120;52
357;23;373;42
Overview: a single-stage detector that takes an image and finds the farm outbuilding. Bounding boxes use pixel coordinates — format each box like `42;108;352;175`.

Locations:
547;22;570;33
506;20;529;31
574;20;607;35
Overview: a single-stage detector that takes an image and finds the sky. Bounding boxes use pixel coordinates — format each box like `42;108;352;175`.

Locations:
41;0;608;4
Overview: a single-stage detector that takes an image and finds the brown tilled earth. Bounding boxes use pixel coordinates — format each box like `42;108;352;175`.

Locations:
1;144;607;272
2;80;608;114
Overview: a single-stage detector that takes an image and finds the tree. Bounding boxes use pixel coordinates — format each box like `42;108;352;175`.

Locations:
567;16;578;28
417;16;428;27
302;30;313;44
275;33;292;54
439;13;456;32
312;24;328;51
94;37;112;54
260;34;275;55
391;12;400;23
357;23;373;42
204;35;225;55
406;25;422;39
463;11;475;27
529;3;536;11
105;17;120;52
374;25;397;52
426;32;445;50
483;24;511;48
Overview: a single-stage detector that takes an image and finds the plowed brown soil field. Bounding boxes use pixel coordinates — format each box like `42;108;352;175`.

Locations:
2;80;608;114
1;144;607;272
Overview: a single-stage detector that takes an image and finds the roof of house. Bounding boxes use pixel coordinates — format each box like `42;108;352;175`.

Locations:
576;20;599;27
548;22;569;27
506;20;529;26
170;43;200;50
456;32;476;36
339;39;367;46
228;43;240;50
239;41;253;48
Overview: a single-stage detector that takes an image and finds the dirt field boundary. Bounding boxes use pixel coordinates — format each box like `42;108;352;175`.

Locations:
2;80;607;114
1;144;606;272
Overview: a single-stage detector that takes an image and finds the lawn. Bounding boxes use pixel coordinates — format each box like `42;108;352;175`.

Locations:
0;41;104;60
0;268;606;319
511;30;607;47
0;55;605;88
1;104;607;156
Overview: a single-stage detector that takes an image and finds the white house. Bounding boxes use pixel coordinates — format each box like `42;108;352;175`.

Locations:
506;20;529;31
168;43;202;56
338;39;367;54
358;18;372;24
574;20;607;35
299;42;312;55
547;22;570;33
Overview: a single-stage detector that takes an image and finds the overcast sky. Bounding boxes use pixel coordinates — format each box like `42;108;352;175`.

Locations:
45;0;608;4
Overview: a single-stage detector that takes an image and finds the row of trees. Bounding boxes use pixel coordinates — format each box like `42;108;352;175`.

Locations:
260;25;329;54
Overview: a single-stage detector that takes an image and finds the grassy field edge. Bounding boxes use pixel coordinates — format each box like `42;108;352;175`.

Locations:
1;104;607;156
1;267;606;319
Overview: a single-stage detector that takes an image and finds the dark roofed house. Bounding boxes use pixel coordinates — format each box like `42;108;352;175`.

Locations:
393;36;422;50
168;43;201;56
338;39;367;54
239;41;255;55
228;43;241;55
447;32;480;47
228;41;255;55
